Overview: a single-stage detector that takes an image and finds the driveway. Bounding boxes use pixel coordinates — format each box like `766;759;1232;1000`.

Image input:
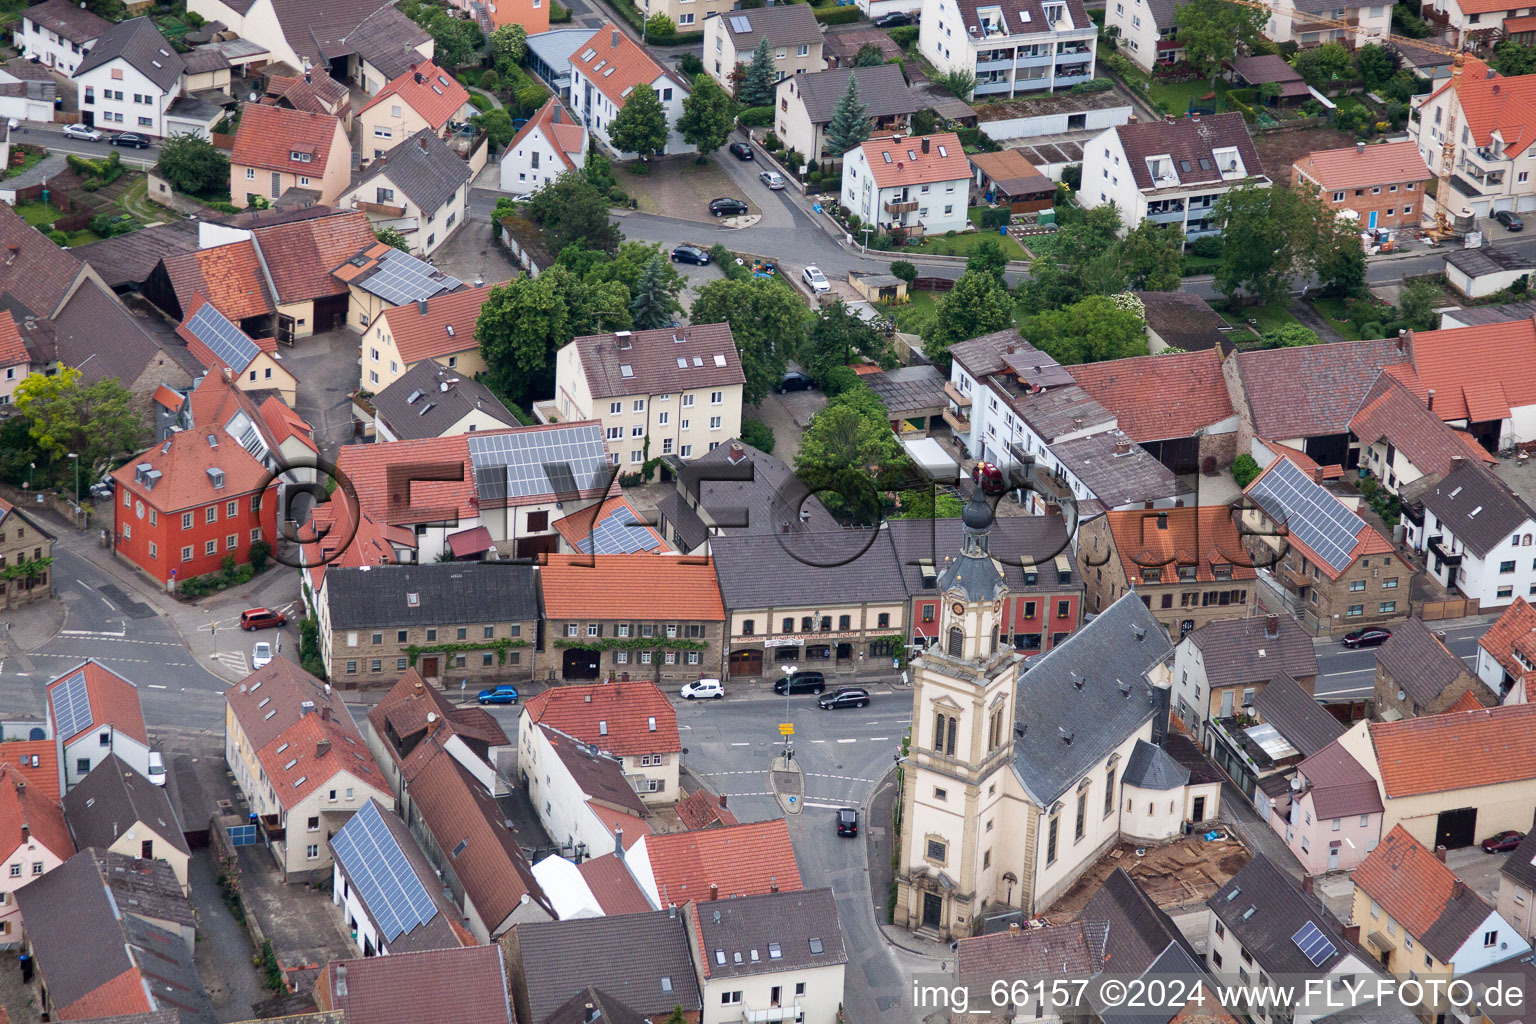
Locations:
428;216;520;289
630;155;760;224
281;327;364;456
748;383;825;466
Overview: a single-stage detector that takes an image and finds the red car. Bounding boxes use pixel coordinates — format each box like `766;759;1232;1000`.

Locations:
240;607;287;631
972;461;1006;496
1483;830;1525;853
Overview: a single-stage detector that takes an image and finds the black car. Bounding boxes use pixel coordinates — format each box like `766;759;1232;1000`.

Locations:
728;141;754;161
873;11;912;26
773;671;826;695
710;197;749;217
671;244;710;265
818;687;870;710
1342;627;1392;649
1495;210;1525;231
776;370;814;393
837;807;859;836
110;132;151;149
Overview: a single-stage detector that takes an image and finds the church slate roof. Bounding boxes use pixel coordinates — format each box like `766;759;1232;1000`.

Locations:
1121;739;1190;791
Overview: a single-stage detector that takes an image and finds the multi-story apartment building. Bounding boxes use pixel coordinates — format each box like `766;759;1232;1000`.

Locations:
547;323;744;465
568;25;694;159
1263;0;1391;49
1080;112;1270;239
1293;140;1433;232
1409;459;1536;612
1411;60;1536;229
704;5;824;89
918;0;1097;98
73;18;185;137
1104;0;1182;73
840;132;973;237
0;496;53;613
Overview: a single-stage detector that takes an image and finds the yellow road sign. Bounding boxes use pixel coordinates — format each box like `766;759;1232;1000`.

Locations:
778;723;794;735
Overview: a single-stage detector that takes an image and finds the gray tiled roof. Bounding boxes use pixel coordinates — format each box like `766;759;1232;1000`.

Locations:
957;918;1107;975
1421;460;1536;558
717;5;822;48
711;529;911;609
1445;245;1536;279
863;363;948;417
1097;942;1212;1024
1080;868;1198;974
1187;615;1318;689
1121;738;1189;791
510;910;702;1022
98;849;195;930
1501;830;1536;894
1297;741;1383;820
352;129;474;218
325;563;540;630
75;17;185;94
1011;593;1171;805
1115;113;1265;193
19;0;111;43
1136;291;1233;354
543;987;651;1024
664;438;837;551
63;753;191;856
52;276;170;389
328;799;465;956
1375;616;1475;707
888;516;1080;597
1235;338;1407;441
371;360;516;441
544;726;647;817
693;888;847;979
788;64;917;124
574;323;743;400
1208;855;1359;975
75;220;201;289
1049;429;1191;510
1441;301;1536;327
1250;671;1344;758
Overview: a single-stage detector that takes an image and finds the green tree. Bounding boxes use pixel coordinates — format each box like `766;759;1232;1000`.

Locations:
1396;277;1442;330
740;418;776;454
794;384;910;523
690;278;811;404
1315;215;1367;298
527;171;622;255
1354;44;1399;89
1024;295;1148;364
472;107;515;149
608;84;670;159
542;264;632;336
803;301;889;383
475;274;570;406
1211;185;1322;306
155;133;229;196
1491;39;1536;76
1176;0;1267;81
1292;42;1353;88
644;12;675;41
740;38;777;107
855;43;886;66
12;367;146;477
430;16;483;68
374;227;411;253
824;74;870;157
910;108;939;135
966;237;1010;281
889;261;917;285
489;23;528;65
1232;453;1261;488
940;69;976;101
678;73;736;158
924;269;1014;371
897;488;965;518
1119;220;1186;291
1261;323;1322;348
630;252;680;330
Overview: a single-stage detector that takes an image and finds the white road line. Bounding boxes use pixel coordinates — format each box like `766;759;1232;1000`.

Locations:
730;742;751;747
811;739;826;744
869;736;889;741
1321;685;1373;696
836;738;857;744
1323;668;1373;677
800;800;846;809
148;684;168;689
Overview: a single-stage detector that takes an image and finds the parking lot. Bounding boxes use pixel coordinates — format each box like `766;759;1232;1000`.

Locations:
629;156;761;223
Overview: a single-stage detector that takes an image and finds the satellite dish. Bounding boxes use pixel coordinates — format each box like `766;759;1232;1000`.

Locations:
248;91;260;102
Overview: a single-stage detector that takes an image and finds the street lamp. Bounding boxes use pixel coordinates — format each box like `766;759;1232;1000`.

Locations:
780;663;798;762
27;462;34;491
67;452;79;507
861;225;873;254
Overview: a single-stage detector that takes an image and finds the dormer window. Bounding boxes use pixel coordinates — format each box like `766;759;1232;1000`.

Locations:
1214;146;1245;180
1044;2;1065;23
291;150;312;163
1147;155;1177;183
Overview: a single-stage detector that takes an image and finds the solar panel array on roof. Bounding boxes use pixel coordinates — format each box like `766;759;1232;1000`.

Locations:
1248;458;1363;572
582;503;656;554
187;302;260;373
1291;921;1337;967
52;670;93;742
467;425;608;502
330;801;438;943
363;250;463;305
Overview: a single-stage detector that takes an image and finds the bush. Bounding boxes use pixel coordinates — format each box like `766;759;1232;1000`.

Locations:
890;260;917;284
979;207;1010;230
550;1;573;20
249;540;271;573
1191;234;1223;258
740;418;776;454
679;53;705;77
607;185;629;204
813;5;861;23
712;243;748;280
46;229;67;245
738;105;774;127
889;25;918;48
480;69;500;91
1070;77;1114;94
1232;454;1261;488
1102;52;1146;89
820;365;861;396
207;200;241;214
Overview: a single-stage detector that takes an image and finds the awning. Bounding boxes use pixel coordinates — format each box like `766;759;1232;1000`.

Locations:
446;525;493;557
1368;931;1395;951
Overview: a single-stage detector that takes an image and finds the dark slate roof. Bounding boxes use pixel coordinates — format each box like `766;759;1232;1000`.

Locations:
371;360;516;441
511;911;702;1023
1187;615;1319;689
1080;868;1198;974
1250;672;1344;758
1162;732;1222;786
1465;954;1536;1024
1446;246;1536;279
957;918;1108;975
691;888;847;979
1235;338;1408;441
1421;460;1536;558
20;0;111;44
1208;854;1357;975
1137;290;1234;354
716;5;822;48
888;516;1080;596
1114;113;1266;192
1011;594;1171;805
543;987;651;1024
544;727;647;818
1050;429;1191;512
1122;738;1190;791
788;64;917;124
1097;942;1212;1024
1501;829;1536;893
663;439;837;551
339;5;432;80
1297;741;1383;820
74;220;201;290
352;129;473;216
76;17;186;94
1375;616;1474;706
710;529;910;609
98;849;195;930
63;753;191;856
864;363;947;417
52;275;171;388
1442;301;1536;327
325;563;540;630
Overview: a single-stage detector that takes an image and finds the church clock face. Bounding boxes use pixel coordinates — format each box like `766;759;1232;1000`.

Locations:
951;602;965;616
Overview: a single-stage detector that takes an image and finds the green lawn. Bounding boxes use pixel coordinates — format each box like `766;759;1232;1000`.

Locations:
1219;301;1303;337
13;201;61;227
901;229;1026;260
887;289;940;332
1181;253;1220;277
1308;296;1365;341
1149;78;1226;116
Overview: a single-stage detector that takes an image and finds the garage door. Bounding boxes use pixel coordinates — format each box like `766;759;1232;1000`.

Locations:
728;649;763;677
1435;807;1478;850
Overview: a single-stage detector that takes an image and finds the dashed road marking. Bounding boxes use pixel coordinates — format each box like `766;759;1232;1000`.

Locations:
148;684;168;689
800;800;846;809
730;742;751;747
869;736;889;741
836;738;857;744
806;772;876;783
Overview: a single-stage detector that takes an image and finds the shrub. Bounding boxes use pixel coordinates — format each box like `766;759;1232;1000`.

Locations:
46;229;66;245
813;5;861;23
608;186;629;204
740;418;776;454
1232;454;1261;488
979;207;1010;230
1070;77;1114;94
480;69;500;91
1191;234;1223;258
679;53;705;77
249;540;271;573
738;105;773;127
889;25;918;48
889;260;917;283
207;200;241;214
550;1;573;20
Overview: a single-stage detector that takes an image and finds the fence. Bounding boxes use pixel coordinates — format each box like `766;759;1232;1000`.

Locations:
911;277;956;293
1416;598;1476;621
12;182;77;210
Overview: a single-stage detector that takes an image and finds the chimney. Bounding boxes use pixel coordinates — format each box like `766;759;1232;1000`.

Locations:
1343;925;1361;945
718;793;728;808
1356;141;1365;156
1452;879;1467;898
1302;874;1315;895
1265;615;1279;638
321;705;332;721
1114;439;1131;455
1072;416;1083;428
710;883;719;901
585;1005;599;1024
770;877;779;893
613;828;624;858
921;136;930;154
316;738;331;758
19;824;28;844
417;299;429;315
414;676;424;695
335;963;348;999
1009;922;1021;934
612;29;620;47
1435;844;1448;862
1313;465;1324;484
1427;388;1436;411
1156;510;1168;530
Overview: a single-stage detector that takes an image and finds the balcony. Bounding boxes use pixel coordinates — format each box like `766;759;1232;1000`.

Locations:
1427;536;1463;567
944;381;972;407
943;406;971;433
1057;42;1092;54
743;1001;803;1023
885;198;919;215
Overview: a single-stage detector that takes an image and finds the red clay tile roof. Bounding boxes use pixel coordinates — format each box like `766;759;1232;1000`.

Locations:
553;496;666;554
1478;596;1536;687
2;739;62;802
1260;441;1344;481
572;23;671;109
576;853;651;914
258;394;317;452
300;499;399;595
1368;702;1536;797
1067;349;1234;442
1236;338;1408;440
368;670;508;762
266;72;351;117
151;384;184;412
359;60;470;132
1100;506;1257;585
857;132;969;189
675;789;740;830
1385;320;1536;424
0;762;72;859
227;658;356;752
231;102;346;176
1349;372;1497;477
1427;58;1536;149
257;711;388;811
46;660;147;745
322;945;513;1024
378;285;491;364
523;680;681;756
61;968;154;1020
1292;140;1432;191
645;818;802;903
111;424;272;515
1443;690;1487;714
332;433;477;526
589;802;650;848
252;209;375;304
1353;825;1496;960
161;240;275;323
508;97;585;174
0;310;26;366
539;554;724;621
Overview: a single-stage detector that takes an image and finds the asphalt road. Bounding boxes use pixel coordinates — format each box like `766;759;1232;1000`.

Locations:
1311;619;1490;700
13;120;160;169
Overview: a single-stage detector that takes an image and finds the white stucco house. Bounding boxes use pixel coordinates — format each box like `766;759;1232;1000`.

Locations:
568;24;693;159
13;0;109;75
918;0;1097;98
73;18;185;138
840;132;972;237
501;97;588;197
1408;460;1536;611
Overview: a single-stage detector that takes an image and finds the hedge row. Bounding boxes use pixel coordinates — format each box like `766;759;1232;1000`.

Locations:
813;6;863;24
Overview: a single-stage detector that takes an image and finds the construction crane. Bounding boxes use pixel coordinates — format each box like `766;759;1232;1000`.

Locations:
1211;0;1472;238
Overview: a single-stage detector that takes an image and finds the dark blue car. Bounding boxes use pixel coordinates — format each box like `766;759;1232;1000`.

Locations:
477;684;520;705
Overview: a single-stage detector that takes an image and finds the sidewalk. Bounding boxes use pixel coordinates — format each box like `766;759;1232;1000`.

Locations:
866;763;952;962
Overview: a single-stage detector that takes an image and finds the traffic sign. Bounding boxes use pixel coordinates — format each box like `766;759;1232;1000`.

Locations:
778;723;794;735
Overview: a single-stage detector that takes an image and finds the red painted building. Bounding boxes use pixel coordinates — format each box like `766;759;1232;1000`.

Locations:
110;426;276;587
909;553;1085;660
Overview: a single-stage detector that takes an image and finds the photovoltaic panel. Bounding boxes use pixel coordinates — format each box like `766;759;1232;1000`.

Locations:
467;425;609;502
1291;921;1336;967
52;669;93;741
331;801;438;943
362;250;463;305
1247;458;1363;572
584;503;657;554
186;303;259;373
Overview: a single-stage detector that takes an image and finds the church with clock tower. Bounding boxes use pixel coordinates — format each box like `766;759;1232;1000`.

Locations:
893;490;1219;938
